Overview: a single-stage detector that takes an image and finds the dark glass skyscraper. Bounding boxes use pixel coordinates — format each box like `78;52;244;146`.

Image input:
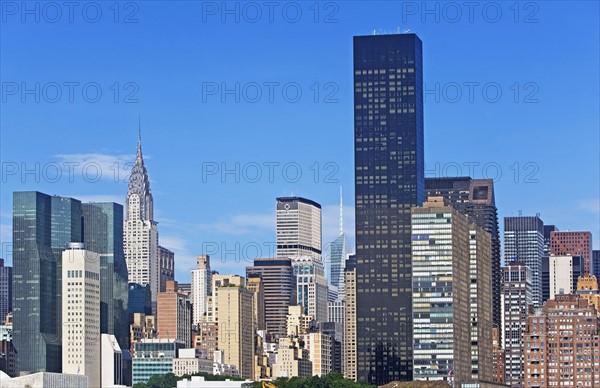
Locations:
12;192;82;374
353;33;424;384
0;259;12;324
425;177;501;333
82;202;129;350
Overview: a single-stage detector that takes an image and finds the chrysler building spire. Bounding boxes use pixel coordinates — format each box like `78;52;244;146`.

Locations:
126;125;154;221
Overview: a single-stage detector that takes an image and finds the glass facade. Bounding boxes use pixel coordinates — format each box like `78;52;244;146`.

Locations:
12;192;82;374
132;339;184;384
329;233;347;301
504;216;544;306
353;33;424;385
128;282;153;322
82;202;129;350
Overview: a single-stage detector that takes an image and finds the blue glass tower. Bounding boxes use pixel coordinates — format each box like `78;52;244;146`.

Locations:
12;192;82;374
82;202;129;350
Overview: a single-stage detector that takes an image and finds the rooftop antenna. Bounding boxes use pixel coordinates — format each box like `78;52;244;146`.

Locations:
519;210;522;216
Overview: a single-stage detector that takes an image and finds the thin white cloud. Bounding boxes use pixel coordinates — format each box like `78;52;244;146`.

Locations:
53;153;134;183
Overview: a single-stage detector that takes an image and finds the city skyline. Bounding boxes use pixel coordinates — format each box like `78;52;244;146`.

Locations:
1;3;599;281
2;3;599;386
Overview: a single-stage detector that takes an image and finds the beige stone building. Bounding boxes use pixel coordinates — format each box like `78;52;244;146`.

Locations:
343;255;357;381
214;276;255;380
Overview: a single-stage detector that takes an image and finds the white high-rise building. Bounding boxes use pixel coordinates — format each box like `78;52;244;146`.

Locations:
549;255;584;299
62;243;101;388
191;255;211;326
276;197;322;260
124;129;160;312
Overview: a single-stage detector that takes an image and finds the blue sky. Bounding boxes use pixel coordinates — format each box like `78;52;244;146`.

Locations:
1;1;599;281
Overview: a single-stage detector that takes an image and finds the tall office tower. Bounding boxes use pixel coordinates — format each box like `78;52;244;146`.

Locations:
61;243;101;388
12;192;82;374
576;275;600;317
246;274;266;331
549;255;584;299
207;274;245;322
191;255;211;326
158;246;174;293
425;177;501;335
292;256;328;323
246;258;296;339
501;262;533;387
593;250;600;278
124;132;160;313
0;259;11;324
411;197;487;384
344;254;357;381
81;202;129;350
191;255;212;325
276;197;322;260
353;33;424;385
468;225;493;382
504;215;544;306
523;295;600;387
157;281;192;347
550;231;593;275
214;276;255;379
329;188;347;301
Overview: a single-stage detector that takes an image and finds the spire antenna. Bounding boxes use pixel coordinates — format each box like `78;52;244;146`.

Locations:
339;185;343;235
138;115;141;144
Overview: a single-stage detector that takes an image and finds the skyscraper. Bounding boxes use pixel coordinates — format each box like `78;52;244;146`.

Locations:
593;249;600;278
411;197;492;384
124;131;160;313
214;276;255;379
191;255;211;326
81;202;129;350
246;258;296;339
504;216;544;306
61;243;101;388
276;196;322;260
0;259;12;324
550;231;593;275
12;191;82;374
425;177;501;334
292;256;328;323
344;254;357;382
156;281;192;347
329;187;347;301
501;262;533;387
353;33;424;384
